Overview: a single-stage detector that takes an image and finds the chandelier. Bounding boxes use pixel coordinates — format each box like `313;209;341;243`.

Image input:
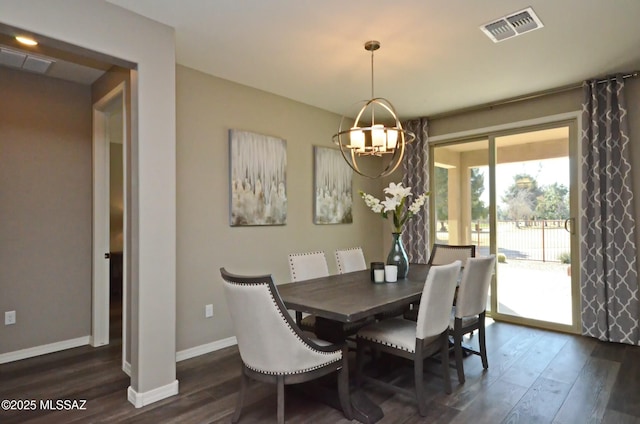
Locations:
332;40;415;179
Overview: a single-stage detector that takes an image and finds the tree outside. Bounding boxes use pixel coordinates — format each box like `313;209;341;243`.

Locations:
470;168;488;220
535;182;569;220
500;173;569;222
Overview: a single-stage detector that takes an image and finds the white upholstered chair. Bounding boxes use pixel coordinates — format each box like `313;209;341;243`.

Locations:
289;250;373;338
220;268;353;424
288;251;330;282
287;251;329;332
450;255;495;383
335;247;367;274
404;243;476;321
356;261;462;415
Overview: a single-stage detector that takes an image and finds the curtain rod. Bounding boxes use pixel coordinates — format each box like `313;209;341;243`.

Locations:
428;70;639;120
593;71;639;84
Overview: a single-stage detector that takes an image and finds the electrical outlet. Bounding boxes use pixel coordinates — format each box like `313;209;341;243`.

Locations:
5;311;16;325
205;304;213;318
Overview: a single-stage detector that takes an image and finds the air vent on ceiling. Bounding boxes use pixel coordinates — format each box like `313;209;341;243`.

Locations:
480;7;544;43
0;47;54;74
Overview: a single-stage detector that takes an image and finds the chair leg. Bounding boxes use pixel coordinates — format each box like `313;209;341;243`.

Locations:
440;332;452;394
478;313;488;369
276;376;285;424
337;349;353;420
414;345;428;416
232;367;249;423
453;320;466;384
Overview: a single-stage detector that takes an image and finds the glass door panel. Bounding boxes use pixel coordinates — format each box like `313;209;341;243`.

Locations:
432;139;492;310
433;139;490;246
494;126;574;326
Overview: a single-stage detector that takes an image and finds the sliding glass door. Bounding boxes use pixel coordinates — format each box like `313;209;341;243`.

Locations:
433;138;492;311
431;121;579;333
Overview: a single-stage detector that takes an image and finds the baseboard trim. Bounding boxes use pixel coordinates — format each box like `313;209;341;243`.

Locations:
123;360;132;376
176;336;237;362
0;336;90;364
127;380;179;408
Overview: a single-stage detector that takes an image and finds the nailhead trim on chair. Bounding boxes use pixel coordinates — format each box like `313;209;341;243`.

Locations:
357;335;414;353
335;247;363;274
225;279;342;375
288;251;326;282
245;359;341;376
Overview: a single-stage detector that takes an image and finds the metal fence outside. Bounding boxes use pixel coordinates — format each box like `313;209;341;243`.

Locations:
438;220;571;263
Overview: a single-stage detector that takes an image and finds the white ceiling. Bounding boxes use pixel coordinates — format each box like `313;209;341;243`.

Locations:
5;1;640;119
105;0;640;119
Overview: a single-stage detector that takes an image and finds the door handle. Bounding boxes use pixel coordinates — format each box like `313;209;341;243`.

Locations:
564;218;575;235
105;252;111;259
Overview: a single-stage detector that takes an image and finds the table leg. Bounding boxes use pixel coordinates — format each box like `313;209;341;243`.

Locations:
350;391;384;423
310;317;383;423
314;317;348;343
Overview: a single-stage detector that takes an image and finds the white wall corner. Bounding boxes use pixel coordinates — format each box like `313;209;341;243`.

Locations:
176;336;237;362
127;380;179;408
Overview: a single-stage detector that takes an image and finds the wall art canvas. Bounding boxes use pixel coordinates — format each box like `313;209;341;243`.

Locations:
229;130;287;226
313;146;353;224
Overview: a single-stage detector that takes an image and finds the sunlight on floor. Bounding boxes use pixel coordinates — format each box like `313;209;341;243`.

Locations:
496;260;572;325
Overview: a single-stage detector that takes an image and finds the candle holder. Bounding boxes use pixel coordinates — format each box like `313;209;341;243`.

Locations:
370;262;385;283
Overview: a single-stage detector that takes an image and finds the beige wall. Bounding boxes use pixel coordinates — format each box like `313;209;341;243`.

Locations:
0;61;388;358
429;88;583;136
0;67;92;354
176;65;385;351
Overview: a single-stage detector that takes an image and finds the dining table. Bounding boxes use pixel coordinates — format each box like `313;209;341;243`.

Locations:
278;263;431;424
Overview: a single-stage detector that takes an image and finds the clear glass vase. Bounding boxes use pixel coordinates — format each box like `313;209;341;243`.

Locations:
386;232;409;279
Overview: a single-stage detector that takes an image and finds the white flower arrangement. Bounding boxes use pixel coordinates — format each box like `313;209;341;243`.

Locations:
359;182;429;233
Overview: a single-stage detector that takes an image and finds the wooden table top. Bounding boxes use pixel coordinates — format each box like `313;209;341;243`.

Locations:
278;264;430;323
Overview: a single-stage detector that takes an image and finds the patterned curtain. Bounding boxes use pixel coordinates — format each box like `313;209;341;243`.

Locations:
401;118;430;264
580;75;639;345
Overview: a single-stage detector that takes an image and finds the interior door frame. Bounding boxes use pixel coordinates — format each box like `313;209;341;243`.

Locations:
429;111;582;334
92;82;128;371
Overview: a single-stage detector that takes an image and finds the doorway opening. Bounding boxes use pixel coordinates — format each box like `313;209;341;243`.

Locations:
92;82;128;373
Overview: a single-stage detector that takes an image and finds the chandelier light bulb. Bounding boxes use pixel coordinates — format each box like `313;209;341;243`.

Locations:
350;127;365;151
371;124;386;149
386;129;398;149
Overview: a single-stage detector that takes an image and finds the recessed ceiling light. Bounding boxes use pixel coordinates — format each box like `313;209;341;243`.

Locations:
15;36;38;46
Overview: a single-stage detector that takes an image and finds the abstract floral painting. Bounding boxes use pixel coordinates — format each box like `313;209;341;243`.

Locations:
229;130;287;226
313;146;352;224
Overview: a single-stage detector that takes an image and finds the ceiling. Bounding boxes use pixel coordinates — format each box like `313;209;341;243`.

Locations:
105;0;640;119
0;31;111;85
5;1;640;119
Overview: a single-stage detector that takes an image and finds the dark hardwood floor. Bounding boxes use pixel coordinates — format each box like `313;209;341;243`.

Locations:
1;320;639;424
